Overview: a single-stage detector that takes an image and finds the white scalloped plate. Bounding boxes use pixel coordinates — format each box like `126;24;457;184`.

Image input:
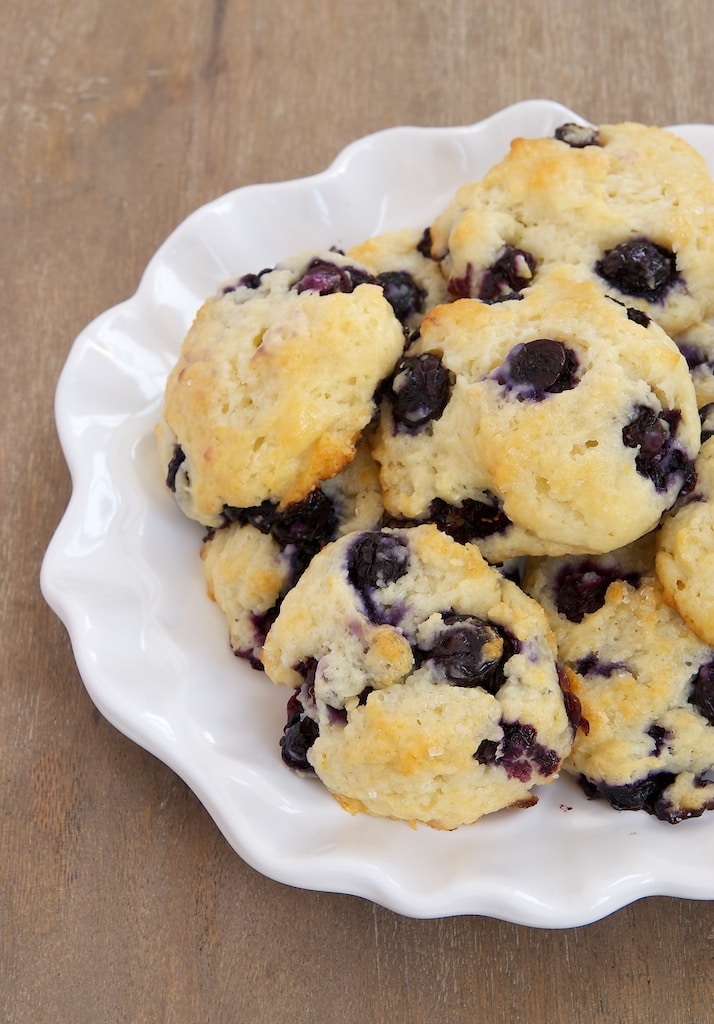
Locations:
41;100;714;926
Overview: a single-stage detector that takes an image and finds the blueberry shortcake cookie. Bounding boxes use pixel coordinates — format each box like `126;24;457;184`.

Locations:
427;121;714;394
656;436;714;646
156;249;406;528
371;266;699;559
201;439;385;667
347;228;450;334
523;534;714;822
261;524;576;829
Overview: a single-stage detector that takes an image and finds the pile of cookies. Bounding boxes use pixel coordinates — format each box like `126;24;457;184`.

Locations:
157;121;714;829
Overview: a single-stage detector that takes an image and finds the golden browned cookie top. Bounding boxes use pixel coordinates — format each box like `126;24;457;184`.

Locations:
158;250;405;526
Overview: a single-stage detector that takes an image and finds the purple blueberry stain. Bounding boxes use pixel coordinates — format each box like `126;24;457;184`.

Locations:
554;123;600;148
554;559;641;623
326;704;348;725
492;339;580;400
622;405;696;494
596;238;679;303
388;352;453;431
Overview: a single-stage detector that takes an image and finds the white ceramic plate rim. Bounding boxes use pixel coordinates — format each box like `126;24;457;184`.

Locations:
41;99;714;927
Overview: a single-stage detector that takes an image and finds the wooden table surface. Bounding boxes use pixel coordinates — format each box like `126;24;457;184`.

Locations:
5;1;714;1020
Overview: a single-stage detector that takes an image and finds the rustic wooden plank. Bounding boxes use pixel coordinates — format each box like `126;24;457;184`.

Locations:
4;1;714;1021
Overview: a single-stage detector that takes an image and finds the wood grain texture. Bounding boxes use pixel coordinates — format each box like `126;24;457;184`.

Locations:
4;1;714;1021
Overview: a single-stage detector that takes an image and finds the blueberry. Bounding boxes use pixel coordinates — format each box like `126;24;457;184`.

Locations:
428;495;512;543
474;720;561;781
447;264;474;299
573;653;627;678
596;238;678;302
294;258;375;295
326;704;348;724
689;660;714;725
647;724;669;756
376;270;426;325
388;353;453;430
477;245;537;303
280;690;318;772
347;532;409;593
270;490;338;552
556;664;588;734
220;491;338;592
220;267;272;294
416;227;434;259
626;306;651;327
579;772;677;818
622;405;668;457
606;296;651;328
554;123;600;148
221;499;277;533
166;444;186;492
622;405;696;494
474;738;499;765
221;491;337;556
554;560;641;623
657;794;714;823
677;340;709;372
242;607;280;666
237;268;271;289
699;403;714;443
424;613;515;692
494;339;579;400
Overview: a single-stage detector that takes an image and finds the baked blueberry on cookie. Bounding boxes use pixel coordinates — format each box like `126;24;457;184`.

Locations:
656;437;714;646
201;440;385;667
371;266;699;559
347;227;450;333
427;121;714;380
262;524;575;829
157;249;405;527
524;534;714;822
